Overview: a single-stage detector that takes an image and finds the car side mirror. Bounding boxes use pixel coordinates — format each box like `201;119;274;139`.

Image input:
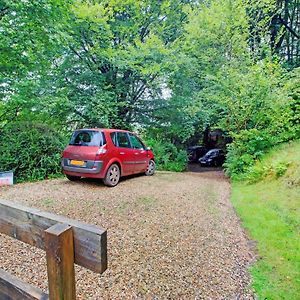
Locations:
146;147;151;151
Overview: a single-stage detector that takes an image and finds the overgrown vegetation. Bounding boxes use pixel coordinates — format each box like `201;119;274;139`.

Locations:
0;0;299;180
231;140;300;299
0;122;67;182
145;139;187;172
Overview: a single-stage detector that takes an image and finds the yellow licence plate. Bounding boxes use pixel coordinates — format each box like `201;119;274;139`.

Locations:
70;160;85;166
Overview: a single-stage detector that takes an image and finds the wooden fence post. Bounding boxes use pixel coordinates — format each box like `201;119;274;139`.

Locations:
45;223;76;300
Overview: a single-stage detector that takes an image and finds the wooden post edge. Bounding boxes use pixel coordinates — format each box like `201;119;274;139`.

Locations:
0;268;48;300
45;223;76;300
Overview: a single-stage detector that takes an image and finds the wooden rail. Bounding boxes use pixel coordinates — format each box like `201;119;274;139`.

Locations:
0;199;107;300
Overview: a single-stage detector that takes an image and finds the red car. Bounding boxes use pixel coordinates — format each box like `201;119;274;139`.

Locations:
62;129;155;186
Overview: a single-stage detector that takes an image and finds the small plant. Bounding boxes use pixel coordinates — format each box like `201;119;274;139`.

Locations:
273;162;289;178
243;164;266;183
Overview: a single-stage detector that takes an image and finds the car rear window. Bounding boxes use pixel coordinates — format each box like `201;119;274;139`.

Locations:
69;130;106;146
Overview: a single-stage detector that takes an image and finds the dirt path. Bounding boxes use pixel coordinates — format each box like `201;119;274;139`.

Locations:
0;171;254;299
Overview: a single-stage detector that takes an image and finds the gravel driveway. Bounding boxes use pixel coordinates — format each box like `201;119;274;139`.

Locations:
0;171;254;299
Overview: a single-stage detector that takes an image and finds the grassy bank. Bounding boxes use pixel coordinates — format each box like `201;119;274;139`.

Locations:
231;141;300;299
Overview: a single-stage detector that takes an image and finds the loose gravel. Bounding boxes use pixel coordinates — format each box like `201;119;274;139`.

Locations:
0;171;255;299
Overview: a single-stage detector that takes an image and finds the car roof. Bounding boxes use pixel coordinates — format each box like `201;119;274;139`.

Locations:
188;145;205;150
75;128;132;133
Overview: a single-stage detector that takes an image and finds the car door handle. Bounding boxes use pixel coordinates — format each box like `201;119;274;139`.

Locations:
119;152;125;155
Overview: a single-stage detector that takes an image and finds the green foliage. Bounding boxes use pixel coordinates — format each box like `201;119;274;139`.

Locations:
231;140;300;299
180;0;299;177
52;0;191;129
145;138;187;172
235;140;300;184
225;129;276;178
0;0;299;181
170;0;299;177
0;121;67;182
224;66;300;178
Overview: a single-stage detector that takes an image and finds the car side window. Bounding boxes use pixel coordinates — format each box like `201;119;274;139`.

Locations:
129;134;145;149
117;132;131;148
110;132;117;146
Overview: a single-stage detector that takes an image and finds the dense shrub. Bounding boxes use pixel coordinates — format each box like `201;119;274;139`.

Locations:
145;138;187;172
230;140;299;185
224;129;276;179
0;121;67;182
224;67;300;179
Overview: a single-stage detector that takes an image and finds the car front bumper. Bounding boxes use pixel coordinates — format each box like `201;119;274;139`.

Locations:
199;160;212;165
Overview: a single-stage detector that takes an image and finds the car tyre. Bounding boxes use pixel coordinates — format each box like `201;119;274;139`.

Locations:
145;160;155;176
66;174;81;181
103;164;120;187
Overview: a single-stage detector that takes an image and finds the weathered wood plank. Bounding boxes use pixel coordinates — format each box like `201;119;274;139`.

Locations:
0;199;107;273
0;268;48;300
45;223;76;300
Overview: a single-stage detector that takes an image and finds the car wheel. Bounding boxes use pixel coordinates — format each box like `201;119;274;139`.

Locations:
66;174;81;181
145;160;155;176
103;164;120;187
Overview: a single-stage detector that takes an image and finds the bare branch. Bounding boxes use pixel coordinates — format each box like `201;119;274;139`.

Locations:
278;14;300;39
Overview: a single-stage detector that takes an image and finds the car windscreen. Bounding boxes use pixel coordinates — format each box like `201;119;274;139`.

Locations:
204;150;217;157
69;130;106;146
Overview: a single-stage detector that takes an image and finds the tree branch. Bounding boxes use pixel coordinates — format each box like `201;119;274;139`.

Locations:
69;46;94;72
132;74;158;102
278;14;300;39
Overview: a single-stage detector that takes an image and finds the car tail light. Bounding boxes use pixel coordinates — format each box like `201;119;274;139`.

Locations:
95;145;107;159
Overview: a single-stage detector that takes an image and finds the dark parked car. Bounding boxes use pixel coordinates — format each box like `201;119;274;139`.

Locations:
198;149;225;167
187;146;208;162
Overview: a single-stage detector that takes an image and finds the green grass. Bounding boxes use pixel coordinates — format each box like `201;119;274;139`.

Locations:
231;140;300;299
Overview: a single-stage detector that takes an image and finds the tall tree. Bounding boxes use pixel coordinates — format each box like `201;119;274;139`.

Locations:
0;0;69;125
50;0;191;129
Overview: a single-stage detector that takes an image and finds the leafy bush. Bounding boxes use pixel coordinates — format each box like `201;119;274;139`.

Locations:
224;129;276;179
0;121;67;182
145;138;187;172
229;139;300;183
241;161;290;183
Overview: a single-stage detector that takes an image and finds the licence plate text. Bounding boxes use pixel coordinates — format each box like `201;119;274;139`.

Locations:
70;160;85;166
